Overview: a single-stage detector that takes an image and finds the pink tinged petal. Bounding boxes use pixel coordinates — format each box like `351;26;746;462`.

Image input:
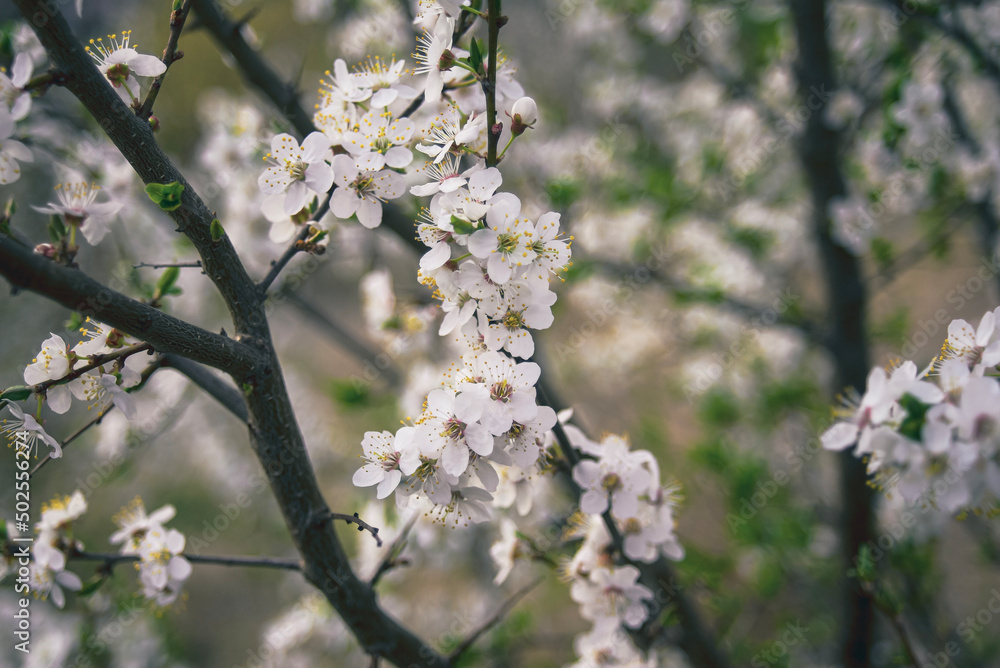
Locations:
330;187;360;219
468;168;502;199
572;460;601;487
283;181;309;215
304;162;335;194
12;53;32;87
454;386;486;422
481;400;512;435
611;489;639;517
410;182;442;197
370;88;398;107
977;311;996;345
47;386;72;415
332;154;359;186
372;170;405;199
385;146;413;169
465;422;494;455
982;340;1000;367
356;199;383;228
425;70;444;104
506;330;534;358
580;489;609;515
475;459;499;492
426;388;454;414
110;388;136;420
259;166;290;194
487;253;512;283
301;132;332;161
468;229;497;257
127;54;167;77
270;133;298;157
821;421;859;451
169;556;193;580
441;440;468;476
11;95;30;121
260;193;288;223
439;176;467;193
353;463;384;487
510;393;538;424
376;470;402;499
420;242;451;270
515;361;541;388
356;152;386;172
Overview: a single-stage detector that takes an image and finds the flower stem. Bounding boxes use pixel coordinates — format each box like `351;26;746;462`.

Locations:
485;0;502;167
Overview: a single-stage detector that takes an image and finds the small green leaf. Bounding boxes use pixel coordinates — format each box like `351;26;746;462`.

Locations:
469;38;483;73
144;181;185;211
451;215;477;236
77;575;108;597
242;383;254;397
0;386;32;402
172;0;183;10
48;214;67;243
156;266;180;295
210;218;225;242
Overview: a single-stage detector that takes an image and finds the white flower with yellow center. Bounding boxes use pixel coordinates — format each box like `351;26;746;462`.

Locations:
85;31;167;104
2;401;62;458
342;109;414;168
24;333;75;414
32;181;122;245
258;132;335;215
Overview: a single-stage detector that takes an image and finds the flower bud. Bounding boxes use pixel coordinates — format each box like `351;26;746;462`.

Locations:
510;97;537;136
438;49;457;71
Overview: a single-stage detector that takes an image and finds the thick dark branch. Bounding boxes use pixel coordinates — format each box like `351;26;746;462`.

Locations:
160;354;248;422
190;0;314;136
137;0;194;120
788;2;875;667
72;549;302;572
0;237;261;377
448;576;542;662
15;0;262;338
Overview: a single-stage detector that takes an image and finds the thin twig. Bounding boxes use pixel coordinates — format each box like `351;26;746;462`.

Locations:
369;514;418;586
484;0;502;167
138;0;194;120
313;511;382;548
133;261;203;269
72;549;302;572
865;584;923;667
448;576;543;662
258;196;331;293
29;342;154;396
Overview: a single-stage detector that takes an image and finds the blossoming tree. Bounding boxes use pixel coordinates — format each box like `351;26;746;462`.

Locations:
1;0;999;667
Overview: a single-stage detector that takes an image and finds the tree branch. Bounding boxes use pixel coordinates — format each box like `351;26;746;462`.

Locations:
137;0;194;120
29;342;153;395
447;576;542;662
0;236;261;377
190;0;315;136
72;549;302;572
788;2;876;666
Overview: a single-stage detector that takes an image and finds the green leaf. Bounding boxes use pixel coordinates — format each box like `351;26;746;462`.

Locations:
77;575;108;597
210;218;224;242
156;266;180;295
451;215;477;236
0;386;32;402
330;378;370;406
144;181;185;211
469;38;483;73
48;214;67;243
897;392;931;441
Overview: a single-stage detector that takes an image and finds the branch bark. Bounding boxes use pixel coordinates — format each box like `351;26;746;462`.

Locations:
788;2;876;667
14;3;446;665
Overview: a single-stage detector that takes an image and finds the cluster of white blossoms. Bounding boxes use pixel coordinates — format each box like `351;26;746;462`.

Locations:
3;319;147;459
30;492;87;608
0;51;34;184
823;306;1000;515
110;497;192;606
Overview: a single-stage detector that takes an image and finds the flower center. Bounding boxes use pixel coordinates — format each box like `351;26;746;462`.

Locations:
491;380;513;402
502;309;525;330
106;63;131;86
601;472;622;492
